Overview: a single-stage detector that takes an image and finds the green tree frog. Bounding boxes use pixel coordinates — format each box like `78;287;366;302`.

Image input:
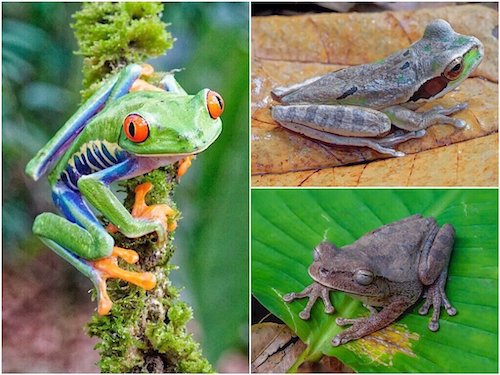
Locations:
271;19;483;156
25;64;223;315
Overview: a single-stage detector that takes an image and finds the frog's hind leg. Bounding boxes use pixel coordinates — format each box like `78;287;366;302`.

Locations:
33;183;155;315
277;121;407;157
417;223;457;331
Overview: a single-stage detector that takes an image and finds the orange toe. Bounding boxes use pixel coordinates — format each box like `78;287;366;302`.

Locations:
91;256;157;291
130;79;164;93
112;246;139;264
177;156;193;177
132;182;177;232
96;277;113;316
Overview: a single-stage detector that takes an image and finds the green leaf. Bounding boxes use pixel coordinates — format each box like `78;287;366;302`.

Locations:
252;189;498;372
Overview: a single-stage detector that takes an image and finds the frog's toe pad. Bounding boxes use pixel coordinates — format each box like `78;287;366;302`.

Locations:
283;293;296;302
332;334;349;347
298;310;311;320
324;305;335;314
428;321;439;332
446;306;457;316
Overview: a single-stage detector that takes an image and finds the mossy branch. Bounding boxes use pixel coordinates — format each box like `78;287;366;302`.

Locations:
72;3;212;373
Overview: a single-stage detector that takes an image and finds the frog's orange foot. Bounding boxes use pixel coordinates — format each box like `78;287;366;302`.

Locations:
132;182;177;232
90;246;156;315
130;79;164;93
177;156;194;178
129;64;165;93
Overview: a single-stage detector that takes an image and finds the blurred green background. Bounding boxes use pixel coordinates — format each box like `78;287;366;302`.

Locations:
2;2;248;372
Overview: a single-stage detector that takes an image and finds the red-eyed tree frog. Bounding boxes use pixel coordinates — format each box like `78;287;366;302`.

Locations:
25;64;224;315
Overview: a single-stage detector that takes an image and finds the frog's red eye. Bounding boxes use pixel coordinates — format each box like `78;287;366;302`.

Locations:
444;57;464;80
207;90;224;119
123;114;149;143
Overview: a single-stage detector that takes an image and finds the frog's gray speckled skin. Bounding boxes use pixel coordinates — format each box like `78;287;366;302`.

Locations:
283;214;457;346
271;19;484;156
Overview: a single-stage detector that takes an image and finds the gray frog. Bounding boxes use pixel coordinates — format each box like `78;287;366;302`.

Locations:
284;214;457;346
271;19;483;156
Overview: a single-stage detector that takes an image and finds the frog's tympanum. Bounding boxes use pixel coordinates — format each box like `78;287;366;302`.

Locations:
284;215;457;346
26;64;223;315
271;19;483;156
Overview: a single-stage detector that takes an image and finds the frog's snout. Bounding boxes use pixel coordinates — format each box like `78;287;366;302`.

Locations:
207;90;224;119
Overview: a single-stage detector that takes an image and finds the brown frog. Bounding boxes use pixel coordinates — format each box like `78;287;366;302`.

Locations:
283;214;457;346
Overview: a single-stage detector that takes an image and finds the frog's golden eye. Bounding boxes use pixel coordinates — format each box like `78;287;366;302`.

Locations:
444;57;464;80
207;90;224;119
354;269;374;285
123;114;149;143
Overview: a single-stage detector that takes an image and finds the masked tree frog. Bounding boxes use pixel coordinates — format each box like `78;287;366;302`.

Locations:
284;215;456;346
271;19;483;156
26;64;224;315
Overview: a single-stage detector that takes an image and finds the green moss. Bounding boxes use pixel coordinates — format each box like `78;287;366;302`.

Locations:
72;2;174;99
73;3;212;373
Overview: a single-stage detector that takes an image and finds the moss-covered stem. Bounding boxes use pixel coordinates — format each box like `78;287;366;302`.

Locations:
72;3;212;372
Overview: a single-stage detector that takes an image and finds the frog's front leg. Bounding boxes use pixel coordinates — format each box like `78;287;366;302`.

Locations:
77;158;168;245
417;223;457;331
332;296;412;346
383;103;467;131
283;282;335;319
272;105;422;157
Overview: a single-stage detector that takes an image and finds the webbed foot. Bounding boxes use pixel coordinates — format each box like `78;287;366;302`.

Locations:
283;282;334;320
130;64;164;93
422;103;468;129
132;182;177;233
418;271;457;331
90;246;156;315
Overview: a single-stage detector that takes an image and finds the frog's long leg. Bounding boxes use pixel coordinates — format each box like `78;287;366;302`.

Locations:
77;158;168;244
417;223;457;331
272;105;410;156
383;103;467;131
33;182;156;315
283;282;334;319
276;120;405;157
26;64;144;181
332;296;412;346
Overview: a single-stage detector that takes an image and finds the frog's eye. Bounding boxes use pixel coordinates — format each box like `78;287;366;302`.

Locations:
207;90;224;119
354;269;374;286
444;57;464;80
123;114;149;143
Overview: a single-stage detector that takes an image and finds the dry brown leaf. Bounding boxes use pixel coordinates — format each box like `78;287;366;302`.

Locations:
251;323;306;373
251;133;498;187
251;5;498;186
